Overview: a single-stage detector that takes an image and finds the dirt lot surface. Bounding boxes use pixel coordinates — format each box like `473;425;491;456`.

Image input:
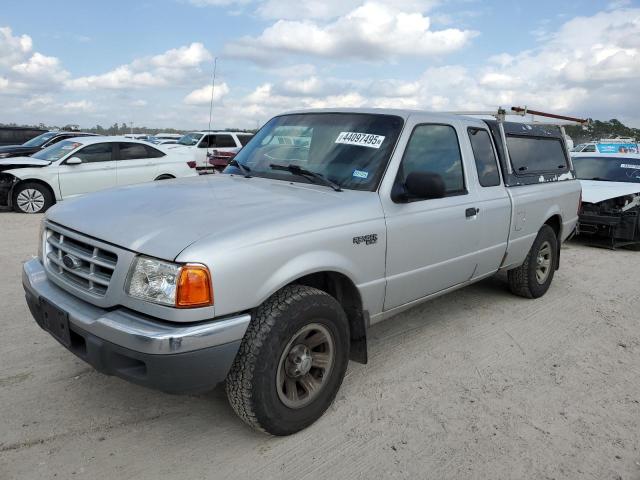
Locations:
1;212;639;480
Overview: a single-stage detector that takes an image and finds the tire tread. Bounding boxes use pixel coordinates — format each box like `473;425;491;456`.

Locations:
225;284;331;433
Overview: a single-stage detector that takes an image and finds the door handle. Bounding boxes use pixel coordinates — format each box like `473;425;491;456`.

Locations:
465;207;480;218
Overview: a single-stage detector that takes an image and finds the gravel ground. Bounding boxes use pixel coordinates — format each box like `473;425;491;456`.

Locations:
1;212;639;480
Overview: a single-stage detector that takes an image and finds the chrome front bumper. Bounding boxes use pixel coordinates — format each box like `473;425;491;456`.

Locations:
22;258;251;355
23;258;252;393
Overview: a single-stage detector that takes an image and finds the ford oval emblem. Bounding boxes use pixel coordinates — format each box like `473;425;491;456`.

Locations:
62;254;82;270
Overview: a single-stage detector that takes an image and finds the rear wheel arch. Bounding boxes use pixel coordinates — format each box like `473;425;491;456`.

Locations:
544;214;562;269
154;174;175;181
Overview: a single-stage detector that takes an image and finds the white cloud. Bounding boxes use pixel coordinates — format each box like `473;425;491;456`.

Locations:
221;7;640;128
62;100;95;113
256;0;439;20
12;52;69;82
184;82;230;104
0;27;32;67
0;26;68;93
68;42;212;90
225;2;477;62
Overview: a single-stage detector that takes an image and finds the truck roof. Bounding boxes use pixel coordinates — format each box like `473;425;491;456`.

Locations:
280;107;487;126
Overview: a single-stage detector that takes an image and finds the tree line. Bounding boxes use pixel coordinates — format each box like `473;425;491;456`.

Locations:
564;119;640;144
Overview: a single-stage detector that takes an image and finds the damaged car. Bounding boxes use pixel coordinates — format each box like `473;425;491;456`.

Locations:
1;137;197;214
573;153;640;248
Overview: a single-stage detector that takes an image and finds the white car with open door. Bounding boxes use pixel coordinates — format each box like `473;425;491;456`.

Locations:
0;137;197;214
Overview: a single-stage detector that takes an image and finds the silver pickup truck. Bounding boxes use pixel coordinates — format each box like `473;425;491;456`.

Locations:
23;108;581;435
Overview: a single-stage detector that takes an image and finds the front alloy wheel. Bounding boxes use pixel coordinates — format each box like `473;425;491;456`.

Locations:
13;183;54;214
226;285;350;436
276;323;335;409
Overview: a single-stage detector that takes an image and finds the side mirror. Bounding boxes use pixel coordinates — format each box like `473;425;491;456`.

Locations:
65;157;83;165
400;171;446;201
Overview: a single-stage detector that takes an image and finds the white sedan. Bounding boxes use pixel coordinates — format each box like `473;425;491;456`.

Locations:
0;137;197;213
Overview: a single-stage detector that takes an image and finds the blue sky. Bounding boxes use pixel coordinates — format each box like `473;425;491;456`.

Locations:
1;0;639;129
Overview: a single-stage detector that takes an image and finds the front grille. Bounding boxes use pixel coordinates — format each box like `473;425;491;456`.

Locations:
45;226;118;297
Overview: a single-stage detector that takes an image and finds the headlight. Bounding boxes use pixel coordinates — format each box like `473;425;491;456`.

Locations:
126;256;212;308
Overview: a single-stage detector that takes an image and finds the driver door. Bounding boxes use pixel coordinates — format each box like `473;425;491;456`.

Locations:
57;142;117;198
380;119;481;310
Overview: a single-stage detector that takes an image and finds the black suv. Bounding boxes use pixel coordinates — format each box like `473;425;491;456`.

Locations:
0;131;97;159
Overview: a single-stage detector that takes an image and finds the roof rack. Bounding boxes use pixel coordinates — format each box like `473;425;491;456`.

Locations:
443;106;589;175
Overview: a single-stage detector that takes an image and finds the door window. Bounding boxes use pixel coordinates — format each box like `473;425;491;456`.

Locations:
214;135;237;148
397;124;465;198
144;145;165;158
199;135;213;148
468;128;501;187
74;143;113;162
118;143;149;160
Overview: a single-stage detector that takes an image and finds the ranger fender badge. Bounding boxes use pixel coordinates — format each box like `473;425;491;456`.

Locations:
353;234;378;246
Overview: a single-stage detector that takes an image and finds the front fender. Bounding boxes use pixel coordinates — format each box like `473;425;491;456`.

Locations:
253;250;362;308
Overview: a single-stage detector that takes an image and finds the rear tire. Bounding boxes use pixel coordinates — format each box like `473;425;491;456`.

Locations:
12;182;54;214
507;225;558;298
226;285;350;436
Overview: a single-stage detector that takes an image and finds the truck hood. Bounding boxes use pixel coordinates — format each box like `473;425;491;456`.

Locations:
0;156;51;172
46;175;380;260
580;180;640;203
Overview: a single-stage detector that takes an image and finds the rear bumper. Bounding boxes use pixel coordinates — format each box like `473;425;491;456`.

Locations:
22;258;250;394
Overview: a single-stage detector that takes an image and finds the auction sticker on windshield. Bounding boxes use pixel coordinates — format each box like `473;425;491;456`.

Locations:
335;132;385;149
621;164;640;170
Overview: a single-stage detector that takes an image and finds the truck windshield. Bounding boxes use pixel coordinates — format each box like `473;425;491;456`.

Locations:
32;140;83;162
226;113;404;191
177;133;203;146
573;156;640;183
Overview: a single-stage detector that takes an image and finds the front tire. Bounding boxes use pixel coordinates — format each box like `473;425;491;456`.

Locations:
12;182;54;214
226;285;350;436
507;225;558;298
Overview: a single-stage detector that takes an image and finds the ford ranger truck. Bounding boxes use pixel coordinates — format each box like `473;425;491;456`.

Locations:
22;108;581;435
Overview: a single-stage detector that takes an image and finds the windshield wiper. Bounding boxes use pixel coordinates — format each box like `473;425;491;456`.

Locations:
269;163;342;192
229;158;252;178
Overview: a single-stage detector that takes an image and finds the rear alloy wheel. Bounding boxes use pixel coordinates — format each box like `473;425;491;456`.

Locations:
508;225;558;298
13;183;53;214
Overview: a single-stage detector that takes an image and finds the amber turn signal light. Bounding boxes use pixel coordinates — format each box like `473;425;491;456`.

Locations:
176;264;213;308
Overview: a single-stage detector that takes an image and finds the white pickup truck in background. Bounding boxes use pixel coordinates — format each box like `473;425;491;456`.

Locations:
23;108;581;435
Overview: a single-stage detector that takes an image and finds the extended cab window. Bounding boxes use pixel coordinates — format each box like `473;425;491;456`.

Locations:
398;124;465;196
507;136;568;174
74;143;113;162
468;128;501;187
118;143;148;160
